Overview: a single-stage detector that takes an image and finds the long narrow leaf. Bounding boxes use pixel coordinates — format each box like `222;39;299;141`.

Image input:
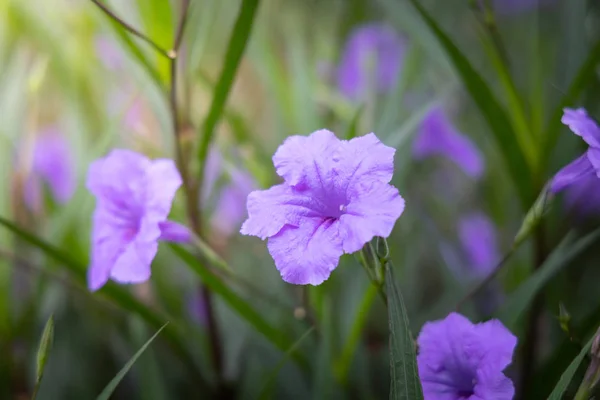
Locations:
32;314;54;400
96;323;169;400
170;245;308;369
542;39;600;165
0;216;201;381
258;327;315;400
547;334;594;400
386;262;423;400
497;227;600;329
406;0;533;206
197;0;260;168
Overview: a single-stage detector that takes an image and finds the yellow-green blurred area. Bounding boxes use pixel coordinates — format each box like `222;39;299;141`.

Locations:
1;0;600;398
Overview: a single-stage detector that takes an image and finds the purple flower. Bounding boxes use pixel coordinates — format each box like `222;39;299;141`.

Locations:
417;312;517;400
562;171;600;217
86;149;190;291
211;169;256;236
458;213;499;277
23;129;75;209
241;130;405;285
550;108;600;193
413;106;484;179
337;24;406;101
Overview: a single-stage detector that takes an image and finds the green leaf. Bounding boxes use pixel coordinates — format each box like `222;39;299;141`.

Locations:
32;314;55;400
94;7;164;87
197;0;261;171
96;323;168;400
512;187;553;249
258;326;315;400
406;0;534;206
498;227;600;329
345;106;364;140
135;0;174;82
547;334;593;400
0;216;202;382
170;245;308;369
386;262;423;400
334;283;378;383
542;39;600;166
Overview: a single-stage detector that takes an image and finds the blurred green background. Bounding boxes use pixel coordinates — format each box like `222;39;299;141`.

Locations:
2;0;600;398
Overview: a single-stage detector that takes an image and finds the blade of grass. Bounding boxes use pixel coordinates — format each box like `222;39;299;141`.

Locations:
170;244;308;370
334;283;377;383
0;216;203;382
542;39;600;167
497;227;600;329
547;334;594;400
32;314;54;400
197;0;260;184
406;0;534;206
96;323;168;400
386;261;423;400
258;326;315;400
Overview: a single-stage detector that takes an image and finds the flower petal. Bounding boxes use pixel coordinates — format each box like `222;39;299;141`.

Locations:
562;108;600;148
88;208;134;291
475;365;514;400
550;152;595;193
109;239;158;284
159;221;192;243
341;133;395;185
339;183;405;253
267;217;343;285
472;319;517;371
458;212;499;277
86;149;149;213
272;129;340;188
144;158;182;220
240;184;319;239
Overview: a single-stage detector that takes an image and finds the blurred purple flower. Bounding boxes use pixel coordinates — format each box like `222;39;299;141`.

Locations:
24;129;75;209
337;24;406;101
413;106;484;179
95;36;123;71
417;312;517;400
551;108;600;193
211;169;256;236
458;212;499;277
86;149;190;291
241;130;405;285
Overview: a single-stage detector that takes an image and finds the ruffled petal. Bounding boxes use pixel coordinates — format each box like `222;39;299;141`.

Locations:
86;149;149;200
272;129;340;188
144;158;182;220
338;183;405;253
474;365;514;400
88;208;135;291
550;152;595;193
240;184;319;239
472;319;517;371
413;107;484;178
340;133;395;185
266;217;343;285
562;108;600;148
109;239;158;284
